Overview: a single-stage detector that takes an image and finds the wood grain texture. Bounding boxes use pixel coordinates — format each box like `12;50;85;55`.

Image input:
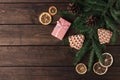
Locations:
0;0;119;80
0;0;69;3
0;25;58;45
0;4;67;24
0;46;118;67
0;25;64;45
0;46;74;66
0;25;119;45
0;67;119;80
0;67;75;80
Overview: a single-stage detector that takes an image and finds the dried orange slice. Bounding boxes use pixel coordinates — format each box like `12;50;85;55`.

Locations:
49;6;57;16
93;62;108;75
99;53;113;67
75;63;87;74
39;12;52;25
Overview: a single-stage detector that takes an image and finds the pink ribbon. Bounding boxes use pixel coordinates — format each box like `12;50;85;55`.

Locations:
55;20;69;37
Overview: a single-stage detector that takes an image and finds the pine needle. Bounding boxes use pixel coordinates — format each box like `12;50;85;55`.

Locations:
73;39;90;65
63;37;69;45
93;40;103;64
61;0;120;68
88;49;95;72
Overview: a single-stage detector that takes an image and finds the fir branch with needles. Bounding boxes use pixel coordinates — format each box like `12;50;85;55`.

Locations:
60;0;120;72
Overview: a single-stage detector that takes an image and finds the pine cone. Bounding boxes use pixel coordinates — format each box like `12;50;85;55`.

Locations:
86;16;97;27
68;34;85;50
98;28;113;44
67;3;80;15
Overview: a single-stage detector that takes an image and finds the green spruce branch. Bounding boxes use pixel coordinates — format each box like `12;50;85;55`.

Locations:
61;0;120;70
73;39;90;65
88;49;95;72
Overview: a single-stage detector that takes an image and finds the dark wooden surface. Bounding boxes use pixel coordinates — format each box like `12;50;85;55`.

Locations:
0;0;119;80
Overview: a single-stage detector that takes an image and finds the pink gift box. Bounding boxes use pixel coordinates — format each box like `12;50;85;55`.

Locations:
51;18;71;40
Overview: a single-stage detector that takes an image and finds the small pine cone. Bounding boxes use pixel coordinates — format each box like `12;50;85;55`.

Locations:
98;28;113;44
67;3;80;15
68;34;85;50
86;16;97;27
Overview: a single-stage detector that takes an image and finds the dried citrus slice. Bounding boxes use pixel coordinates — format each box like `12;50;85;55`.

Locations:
49;6;57;16
75;63;87;74
39;12;52;25
93;62;108;75
99;53;113;67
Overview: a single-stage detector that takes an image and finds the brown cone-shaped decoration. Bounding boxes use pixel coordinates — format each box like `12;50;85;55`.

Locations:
67;3;80;15
86;15;97;27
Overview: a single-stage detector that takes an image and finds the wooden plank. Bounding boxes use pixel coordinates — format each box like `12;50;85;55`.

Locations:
0;46;74;66
0;46;119;66
0;0;69;3
0;3;67;24
0;25;119;45
0;67;119;80
0;67;74;80
0;25;62;45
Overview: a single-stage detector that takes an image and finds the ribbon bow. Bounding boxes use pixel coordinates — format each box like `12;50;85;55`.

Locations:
55;20;69;37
